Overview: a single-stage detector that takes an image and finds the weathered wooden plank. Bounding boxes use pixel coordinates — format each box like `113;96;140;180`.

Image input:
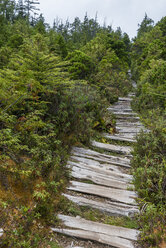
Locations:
128;93;135;97
69;157;123;174
63;194;139;217
111;112;137;116
68;181;137;205
72;147;131;168
103;133;136;143
117;127;145;133
92;141;132;155
116;116;140;121
52;228;136;248
112;104;131;109
108;107;133;112
72;147;131;164
66;246;83;248
70;166;131;187
119;97;132;101
70;247;84;248
68;164;132;190
56;215;140;241
113;101;131;105
52;228;135;248
69;158;132;180
110;133;136;139
71;247;84;248
72;153;131;168
118;134;137;140
68;158;133;182
116;122;143;127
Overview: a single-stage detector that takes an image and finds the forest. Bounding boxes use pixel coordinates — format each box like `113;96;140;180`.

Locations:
0;0;165;247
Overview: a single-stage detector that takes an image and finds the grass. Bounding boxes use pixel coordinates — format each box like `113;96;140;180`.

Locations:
48;242;63;248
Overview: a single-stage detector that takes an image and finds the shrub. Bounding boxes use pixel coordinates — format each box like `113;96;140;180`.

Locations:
67;50;95;79
134;59;166;112
131;112;166;247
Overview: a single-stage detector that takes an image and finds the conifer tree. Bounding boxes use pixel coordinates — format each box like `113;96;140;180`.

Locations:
137;13;154;38
17;0;25;18
0;0;15;21
24;0;40;22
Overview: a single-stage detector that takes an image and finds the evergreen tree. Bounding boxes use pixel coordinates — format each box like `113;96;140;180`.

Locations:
35;13;46;33
0;0;15;21
137;13;154;38
17;0;25;18
122;32;131;52
70;17;82;44
24;0;40;22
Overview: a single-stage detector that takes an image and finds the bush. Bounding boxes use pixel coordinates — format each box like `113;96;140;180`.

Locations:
67;50;95;79
131;112;166;247
135;59;166;112
49;81;107;144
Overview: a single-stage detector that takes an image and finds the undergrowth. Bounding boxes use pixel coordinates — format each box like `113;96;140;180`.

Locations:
131;111;166;247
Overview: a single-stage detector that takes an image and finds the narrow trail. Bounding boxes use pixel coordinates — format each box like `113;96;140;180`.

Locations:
52;93;148;248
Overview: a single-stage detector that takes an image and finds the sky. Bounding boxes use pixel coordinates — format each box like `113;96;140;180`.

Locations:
39;0;166;38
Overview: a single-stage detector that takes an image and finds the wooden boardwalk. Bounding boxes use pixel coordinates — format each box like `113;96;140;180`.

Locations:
52;94;148;247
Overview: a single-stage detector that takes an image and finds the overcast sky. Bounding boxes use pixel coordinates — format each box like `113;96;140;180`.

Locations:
39;0;166;38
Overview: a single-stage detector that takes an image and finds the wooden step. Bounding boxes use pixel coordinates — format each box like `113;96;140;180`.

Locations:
52;228;135;248
103;133;136;143
116;116;140;121
116;127;146;133
128;93;135;97
72;147;131;168
92;141;132;155
112;112;137;116
63;194;139;217
112;104;131;109
68;181;137;205
68;163;133;190
108;133;136;139
68;160;132;181
116;122;143;127
119;97;132;101
70;156;132;177
0;228;3;237
108;107;133;112
52;215;140;248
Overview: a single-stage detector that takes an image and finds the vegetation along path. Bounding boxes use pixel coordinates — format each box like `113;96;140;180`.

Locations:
52;94;149;248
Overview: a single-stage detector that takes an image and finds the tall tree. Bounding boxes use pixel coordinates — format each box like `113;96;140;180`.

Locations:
24;0;40;22
137;13;154;38
0;0;15;21
17;0;25;18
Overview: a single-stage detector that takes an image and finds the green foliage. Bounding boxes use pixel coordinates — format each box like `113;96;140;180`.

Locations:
34;14;46;34
131;15;166;247
0;2;133;247
0;46;12;68
67;50;95;79
81;32;131;102
131;114;166;247
134;59;166;111
156;16;166;36
82;32;108;62
132;116;166;203
108;35;130;65
137;13;154;38
131;15;166;112
7;34;24;48
94;49;131;102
